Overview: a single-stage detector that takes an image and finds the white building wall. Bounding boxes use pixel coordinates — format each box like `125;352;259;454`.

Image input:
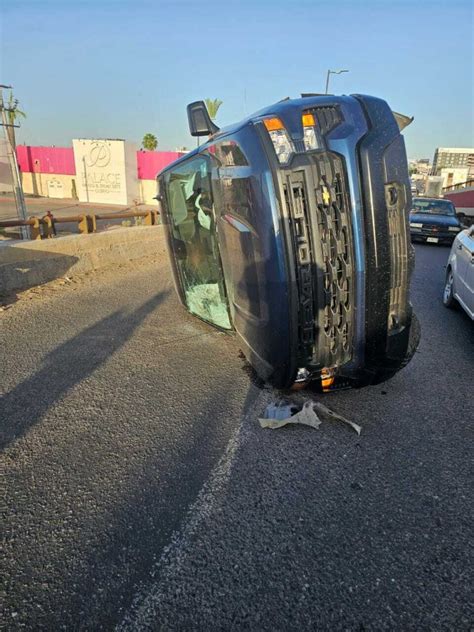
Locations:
73;139;139;205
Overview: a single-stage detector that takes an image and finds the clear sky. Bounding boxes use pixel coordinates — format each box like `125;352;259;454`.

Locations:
1;0;473;159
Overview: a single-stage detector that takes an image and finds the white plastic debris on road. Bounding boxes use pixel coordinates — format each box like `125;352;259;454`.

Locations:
313;401;362;435
259;401;322;430
259;399;362;435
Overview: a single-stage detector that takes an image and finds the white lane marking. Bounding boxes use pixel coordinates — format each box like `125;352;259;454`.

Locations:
116;384;264;631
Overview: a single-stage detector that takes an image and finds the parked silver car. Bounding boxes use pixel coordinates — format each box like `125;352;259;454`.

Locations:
443;226;474;319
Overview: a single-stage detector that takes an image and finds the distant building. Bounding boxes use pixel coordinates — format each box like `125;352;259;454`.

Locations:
411;158;431;176
408;159;431;195
432;147;474;176
438;167;470;189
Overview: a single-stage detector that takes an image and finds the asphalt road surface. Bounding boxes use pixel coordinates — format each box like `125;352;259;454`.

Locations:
1;241;473;630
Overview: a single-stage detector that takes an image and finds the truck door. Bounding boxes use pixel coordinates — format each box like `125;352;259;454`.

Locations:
162;155;231;329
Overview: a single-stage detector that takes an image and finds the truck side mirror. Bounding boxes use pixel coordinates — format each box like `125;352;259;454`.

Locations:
187;101;220;137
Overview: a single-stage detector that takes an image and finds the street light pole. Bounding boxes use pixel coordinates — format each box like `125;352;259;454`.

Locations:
0;84;30;239
325;69;349;94
325;70;331;95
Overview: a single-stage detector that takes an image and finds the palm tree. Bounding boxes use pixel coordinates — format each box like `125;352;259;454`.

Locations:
204;98;223;121
142;133;158;151
5;91;26;151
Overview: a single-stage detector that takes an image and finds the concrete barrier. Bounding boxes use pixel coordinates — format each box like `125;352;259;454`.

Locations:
0;226;164;295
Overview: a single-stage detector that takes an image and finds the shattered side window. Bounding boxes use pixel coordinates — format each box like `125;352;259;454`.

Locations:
164;155;231;330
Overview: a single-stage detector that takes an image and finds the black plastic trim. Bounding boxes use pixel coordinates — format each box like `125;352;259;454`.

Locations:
354;95;415;372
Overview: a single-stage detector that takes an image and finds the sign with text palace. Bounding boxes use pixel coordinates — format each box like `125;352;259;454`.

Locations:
72;139;139;205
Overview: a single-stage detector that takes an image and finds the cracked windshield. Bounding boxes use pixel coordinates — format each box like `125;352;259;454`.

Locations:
165;156;231;329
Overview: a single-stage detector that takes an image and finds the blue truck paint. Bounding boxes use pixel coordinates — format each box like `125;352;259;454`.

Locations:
157;95;419;389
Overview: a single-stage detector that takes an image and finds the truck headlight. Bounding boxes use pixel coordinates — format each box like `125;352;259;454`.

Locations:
302;112;320;151
263;117;294;164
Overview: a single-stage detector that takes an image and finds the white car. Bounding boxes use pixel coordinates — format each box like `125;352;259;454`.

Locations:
443;225;474;319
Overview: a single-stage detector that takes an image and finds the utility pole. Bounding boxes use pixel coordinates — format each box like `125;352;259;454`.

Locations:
325;69;349;94
0;84;30;239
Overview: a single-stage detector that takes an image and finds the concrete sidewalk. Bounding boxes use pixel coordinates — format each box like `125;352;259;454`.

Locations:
0;226;164;295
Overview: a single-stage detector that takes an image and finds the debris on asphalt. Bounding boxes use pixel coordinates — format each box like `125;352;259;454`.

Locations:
259;399;362;435
259;401;321;430
260;401;299;421
313;401;362;436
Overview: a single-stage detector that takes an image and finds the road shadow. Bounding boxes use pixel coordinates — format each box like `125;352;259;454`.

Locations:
47;377;260;630
0;291;169;450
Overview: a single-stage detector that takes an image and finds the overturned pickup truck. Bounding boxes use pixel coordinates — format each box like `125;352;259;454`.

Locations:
156;94;420;390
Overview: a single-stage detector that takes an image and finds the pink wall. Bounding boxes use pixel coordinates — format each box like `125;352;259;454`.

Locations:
17;146;75;175
16;146;184;180
136;150;184;180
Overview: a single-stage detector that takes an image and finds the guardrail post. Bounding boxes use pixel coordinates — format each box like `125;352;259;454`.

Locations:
144;211;157;226
78;214;96;234
78;215;89;234
30;217;42;240
42;212;56;239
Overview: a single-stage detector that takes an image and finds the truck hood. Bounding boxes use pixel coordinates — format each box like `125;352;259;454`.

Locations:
410;213;460;227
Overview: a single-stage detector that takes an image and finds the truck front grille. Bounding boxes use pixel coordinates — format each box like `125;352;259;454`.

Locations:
312;106;341;135
283;174;315;358
314;158;354;364
282;153;354;368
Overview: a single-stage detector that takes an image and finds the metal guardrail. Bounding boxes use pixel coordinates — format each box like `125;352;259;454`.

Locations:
442;179;474;192
0;210;160;240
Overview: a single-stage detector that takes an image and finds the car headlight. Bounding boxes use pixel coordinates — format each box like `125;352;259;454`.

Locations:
302;112;320;151
263;117;294;164
448;226;460;232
